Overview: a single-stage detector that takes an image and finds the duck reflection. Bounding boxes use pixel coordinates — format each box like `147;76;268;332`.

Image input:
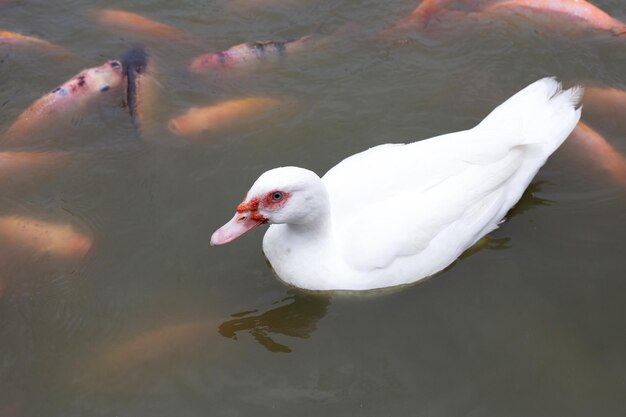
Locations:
219;291;331;353
506;180;553;219
461;181;552;257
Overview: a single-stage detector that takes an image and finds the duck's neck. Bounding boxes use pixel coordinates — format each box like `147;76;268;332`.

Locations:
286;191;332;240
262;187;336;290
286;213;331;240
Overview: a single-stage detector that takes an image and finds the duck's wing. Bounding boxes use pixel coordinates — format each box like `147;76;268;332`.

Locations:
333;132;525;272
322;128;513;226
325;78;582;272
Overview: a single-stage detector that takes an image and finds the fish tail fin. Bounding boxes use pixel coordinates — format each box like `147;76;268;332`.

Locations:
611;26;626;36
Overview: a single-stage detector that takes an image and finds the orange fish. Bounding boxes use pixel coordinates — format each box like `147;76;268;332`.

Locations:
0;273;6;300
582;86;626;132
94;9;182;39
389;0;457;31
3;60;123;139
484;0;625;34
0;30;66;51
0;215;92;258
79;320;214;385
168;97;283;137
568;121;626;186
0;151;68;188
189;36;312;73
383;0;496;33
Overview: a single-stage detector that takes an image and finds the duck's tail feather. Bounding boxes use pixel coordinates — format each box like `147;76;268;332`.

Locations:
476;77;582;152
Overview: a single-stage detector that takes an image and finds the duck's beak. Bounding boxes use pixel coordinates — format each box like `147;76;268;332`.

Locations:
210;211;264;246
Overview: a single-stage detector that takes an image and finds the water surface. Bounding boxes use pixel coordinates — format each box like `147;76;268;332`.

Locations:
1;1;625;416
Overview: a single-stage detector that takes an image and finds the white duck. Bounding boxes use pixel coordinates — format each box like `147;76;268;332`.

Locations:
211;78;582;291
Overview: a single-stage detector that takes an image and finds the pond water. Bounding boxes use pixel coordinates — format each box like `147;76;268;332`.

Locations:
1;0;625;416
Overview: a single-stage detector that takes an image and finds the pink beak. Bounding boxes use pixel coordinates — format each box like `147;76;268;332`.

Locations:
210;211;265;246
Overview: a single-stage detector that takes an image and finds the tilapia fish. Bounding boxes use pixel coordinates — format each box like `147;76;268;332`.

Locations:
189;36;310;72
0;30;65;50
94;9;182;39
485;0;626;34
3;60;123;139
168;97;283;137
121;46;150;131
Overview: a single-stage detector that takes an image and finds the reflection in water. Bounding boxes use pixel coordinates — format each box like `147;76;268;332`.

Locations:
217;183;548;345
462;181;552;257
506;180;553;219
219;291;331;353
74;319;215;393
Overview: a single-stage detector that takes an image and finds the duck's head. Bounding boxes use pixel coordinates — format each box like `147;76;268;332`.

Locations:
210;167;328;246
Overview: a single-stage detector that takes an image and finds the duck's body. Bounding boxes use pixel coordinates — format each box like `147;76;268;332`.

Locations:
212;78;582;291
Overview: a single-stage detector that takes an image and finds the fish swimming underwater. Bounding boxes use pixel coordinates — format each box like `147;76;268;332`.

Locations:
0;151;69;189
0;215;92;259
383;0;624;37
189;36;311;72
568;121;626;186
581;86;626;133
94;9;182;39
121;46;152;131
168;97;283;137
484;0;626;35
3;60;123;140
0;30;65;51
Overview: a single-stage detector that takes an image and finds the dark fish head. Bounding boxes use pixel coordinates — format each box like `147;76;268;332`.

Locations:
121;45;149;75
120;46;149;131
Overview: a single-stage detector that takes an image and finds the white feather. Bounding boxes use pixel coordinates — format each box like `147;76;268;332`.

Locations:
247;78;583;290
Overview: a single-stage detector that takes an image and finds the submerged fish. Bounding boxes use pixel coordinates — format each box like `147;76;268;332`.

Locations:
569;121;626;186
0;215;92;258
189;36;311;72
121;46;151;131
168;97;283;137
383;0;496;33
3;60;123;139
0;151;68;188
78;320;214;386
582;86;626;132
384;0;624;36
94;9;182;39
484;0;625;34
0;30;65;51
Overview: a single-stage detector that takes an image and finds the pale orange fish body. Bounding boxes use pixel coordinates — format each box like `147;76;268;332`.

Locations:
582;86;626;131
0;215;92;258
4;60;123;139
485;0;624;33
168;97;282;137
569;121;626;186
0;151;68;187
189;36;311;73
584;86;626;111
80;320;214;384
0;275;6;299
0;151;62;167
391;0;456;30
0;30;64;50
95;9;181;39
385;0;497;32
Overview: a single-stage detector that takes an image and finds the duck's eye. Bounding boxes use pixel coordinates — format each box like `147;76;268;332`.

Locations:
271;191;283;202
110;61;121;69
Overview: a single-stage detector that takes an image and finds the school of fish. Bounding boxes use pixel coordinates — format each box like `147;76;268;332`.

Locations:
1;0;626;385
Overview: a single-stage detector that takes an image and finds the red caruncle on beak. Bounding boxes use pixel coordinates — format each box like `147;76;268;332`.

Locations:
210;198;267;246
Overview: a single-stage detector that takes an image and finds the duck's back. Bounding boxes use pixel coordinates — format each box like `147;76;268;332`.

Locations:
321;78;581;287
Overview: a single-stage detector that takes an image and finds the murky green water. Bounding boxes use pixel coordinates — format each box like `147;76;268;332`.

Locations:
1;0;625;416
